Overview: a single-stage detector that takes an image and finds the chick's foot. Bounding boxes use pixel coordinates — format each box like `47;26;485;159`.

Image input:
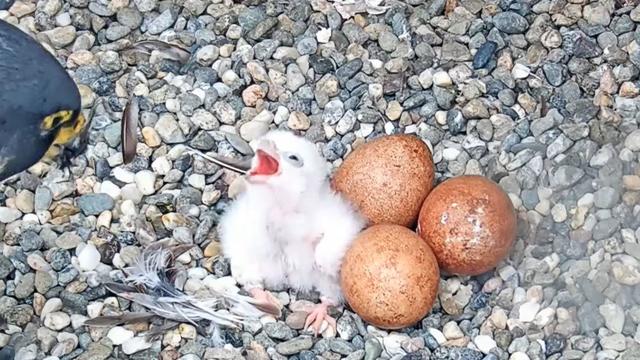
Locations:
304;301;336;336
248;288;282;317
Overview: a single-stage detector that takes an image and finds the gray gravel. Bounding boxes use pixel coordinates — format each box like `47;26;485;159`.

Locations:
0;0;639;359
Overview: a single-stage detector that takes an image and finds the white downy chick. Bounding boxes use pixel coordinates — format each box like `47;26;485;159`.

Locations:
218;130;366;335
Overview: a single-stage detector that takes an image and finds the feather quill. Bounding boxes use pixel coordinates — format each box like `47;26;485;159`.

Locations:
82;313;155;327
187;148;252;175
86;241;270;334
124;40;191;63
121;95;139;164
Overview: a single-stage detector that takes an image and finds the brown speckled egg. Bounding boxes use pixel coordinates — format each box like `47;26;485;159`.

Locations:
340;224;440;329
332;135;435;228
417;175;517;276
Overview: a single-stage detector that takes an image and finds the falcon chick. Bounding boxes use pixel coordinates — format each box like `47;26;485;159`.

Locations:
218;130;366;335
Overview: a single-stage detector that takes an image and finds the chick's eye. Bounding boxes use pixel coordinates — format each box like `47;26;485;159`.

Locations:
284;152;304;167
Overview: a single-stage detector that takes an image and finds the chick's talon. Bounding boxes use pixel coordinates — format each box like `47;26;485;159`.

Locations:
304;302;336;337
248;288;282;317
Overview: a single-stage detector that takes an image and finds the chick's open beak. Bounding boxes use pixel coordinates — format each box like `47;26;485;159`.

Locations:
248;140;280;177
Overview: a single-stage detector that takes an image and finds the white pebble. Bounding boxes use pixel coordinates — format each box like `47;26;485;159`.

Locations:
368;84;383;99
427;328;447;345
134;170;157;195
435;111;447;125
27;254;50;273
196;45;219;65
120;200;136;217
70;314;87;329
619;148;634;162
151;157;172;175
512;63;530;79
221;69;240;85
55;12;71;27
382;333;411;357
625;129;640;151
533;308;555;327
176;251;191;264
443;148;461;161
274;106;289;125
179;324;197;339
121;184;143;204
44;312;71;331
112;254;125;269
369;59;383;69
0;207;21;223
107;327;134;346
518;301;541;322
473;335;497;354
316;27;331;43
100;181;121;199
188;268;208;280
622;228;636;243
513;287;527;304
498;265;517;281
240;119;270;142
433;71;452;87
510;352;531;360
77;243;101;272
192;89;206;102
418;69;433;88
489;308;508;329
41;298;63;320
86;302;104;318
121;337;152;355
577;193;594;208
551;203;567;222
22;214;39;224
203;275;239;293
183;278;203;293
188;174;206;190
442;321;464;339
543;253;560;271
535;199;550;216
384;122;395;134
113;168;135;183
355;123;374;138
165;98;180;113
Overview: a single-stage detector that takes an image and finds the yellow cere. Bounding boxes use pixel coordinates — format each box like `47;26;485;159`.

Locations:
41;110;74;131
53;112;86;146
39;111;88;163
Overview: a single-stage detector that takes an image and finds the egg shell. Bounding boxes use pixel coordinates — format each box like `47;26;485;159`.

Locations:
340;224;440;329
417;175;517;276
332;134;435;228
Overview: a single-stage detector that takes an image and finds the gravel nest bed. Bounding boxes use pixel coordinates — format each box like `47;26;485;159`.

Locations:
1;0;640;359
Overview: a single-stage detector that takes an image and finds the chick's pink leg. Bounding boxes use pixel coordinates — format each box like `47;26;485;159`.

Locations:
248;287;282;317
304;298;337;336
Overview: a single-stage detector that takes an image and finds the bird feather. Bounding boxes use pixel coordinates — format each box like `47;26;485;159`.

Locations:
83;313;155;327
187;148;252;174
89;242;268;334
121;95;139;164
125;40;191;63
